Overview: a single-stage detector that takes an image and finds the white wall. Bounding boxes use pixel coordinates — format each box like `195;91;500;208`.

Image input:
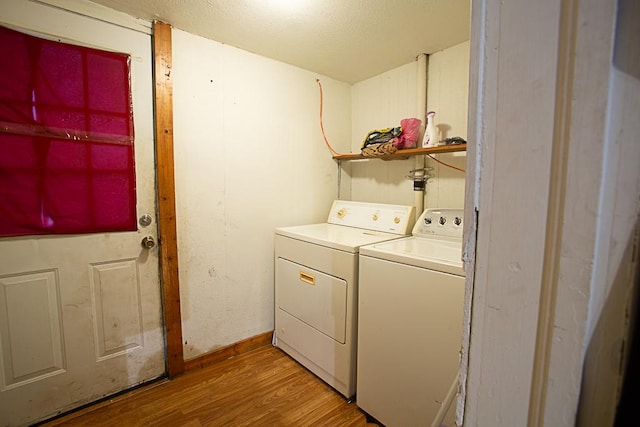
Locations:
171;28;351;359
425;41;469;209
171;31;470;359
349;62;419;206
349;41;469;209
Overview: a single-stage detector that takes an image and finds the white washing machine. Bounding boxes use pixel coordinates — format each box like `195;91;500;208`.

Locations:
274;200;415;399
357;208;465;427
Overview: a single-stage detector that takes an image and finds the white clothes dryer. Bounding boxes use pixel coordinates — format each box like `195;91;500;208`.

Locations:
274;200;415;399
357;208;465;427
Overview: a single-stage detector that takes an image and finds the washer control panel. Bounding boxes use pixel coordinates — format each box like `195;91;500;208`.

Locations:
412;208;464;239
327;200;415;235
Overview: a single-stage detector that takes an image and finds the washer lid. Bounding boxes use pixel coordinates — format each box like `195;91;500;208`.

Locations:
360;236;465;276
276;223;405;253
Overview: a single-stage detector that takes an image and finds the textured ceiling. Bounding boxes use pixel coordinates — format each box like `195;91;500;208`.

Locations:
90;0;471;84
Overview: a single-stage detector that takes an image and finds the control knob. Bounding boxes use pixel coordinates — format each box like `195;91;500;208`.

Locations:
439;216;447;225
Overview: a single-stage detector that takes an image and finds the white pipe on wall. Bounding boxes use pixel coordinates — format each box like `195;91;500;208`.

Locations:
414;53;428;217
416;53;428;139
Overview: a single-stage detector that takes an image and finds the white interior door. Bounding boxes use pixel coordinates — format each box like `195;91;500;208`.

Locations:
0;2;165;425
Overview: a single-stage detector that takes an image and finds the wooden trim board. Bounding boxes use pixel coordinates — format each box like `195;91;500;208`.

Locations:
184;332;275;372
152;21;184;378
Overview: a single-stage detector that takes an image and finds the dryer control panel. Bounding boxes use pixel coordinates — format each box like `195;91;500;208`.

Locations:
412;208;464;239
327;200;415;235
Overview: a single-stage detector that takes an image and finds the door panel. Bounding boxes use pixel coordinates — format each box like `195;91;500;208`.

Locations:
90;259;144;359
0;269;65;390
0;2;165;425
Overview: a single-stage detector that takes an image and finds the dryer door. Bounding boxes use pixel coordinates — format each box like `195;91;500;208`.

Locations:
276;258;347;343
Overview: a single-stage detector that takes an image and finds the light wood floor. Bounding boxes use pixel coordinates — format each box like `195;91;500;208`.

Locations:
40;345;372;426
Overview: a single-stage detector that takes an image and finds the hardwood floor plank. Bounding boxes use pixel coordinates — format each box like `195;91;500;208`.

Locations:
40;346;370;426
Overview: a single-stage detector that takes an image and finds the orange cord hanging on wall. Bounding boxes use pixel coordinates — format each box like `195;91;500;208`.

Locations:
427;154;466;173
317;79;348;157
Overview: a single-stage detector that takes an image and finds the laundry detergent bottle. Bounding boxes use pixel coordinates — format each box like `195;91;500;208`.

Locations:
422;111;439;147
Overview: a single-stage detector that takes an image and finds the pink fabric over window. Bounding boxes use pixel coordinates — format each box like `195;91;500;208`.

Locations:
0;25;136;237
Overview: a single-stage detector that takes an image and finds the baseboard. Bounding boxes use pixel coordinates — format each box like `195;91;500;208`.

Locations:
183;330;274;372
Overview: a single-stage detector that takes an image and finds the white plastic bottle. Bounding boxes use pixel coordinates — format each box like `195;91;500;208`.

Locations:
422;111;439;147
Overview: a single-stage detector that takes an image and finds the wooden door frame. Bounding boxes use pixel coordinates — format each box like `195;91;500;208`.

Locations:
152;21;184;378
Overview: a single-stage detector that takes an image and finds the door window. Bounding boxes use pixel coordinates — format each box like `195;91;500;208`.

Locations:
0;25;136;237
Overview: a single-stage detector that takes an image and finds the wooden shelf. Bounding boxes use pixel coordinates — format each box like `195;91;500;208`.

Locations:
332;143;467;161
